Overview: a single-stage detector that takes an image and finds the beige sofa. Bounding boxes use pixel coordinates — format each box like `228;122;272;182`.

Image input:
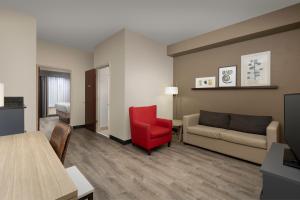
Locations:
183;113;280;164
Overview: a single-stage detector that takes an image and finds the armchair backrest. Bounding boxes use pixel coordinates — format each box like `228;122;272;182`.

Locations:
129;105;157;125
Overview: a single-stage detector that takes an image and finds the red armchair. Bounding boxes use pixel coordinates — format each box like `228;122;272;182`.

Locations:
129;105;172;155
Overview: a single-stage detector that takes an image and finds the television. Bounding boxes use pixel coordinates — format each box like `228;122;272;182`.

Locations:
284;93;300;169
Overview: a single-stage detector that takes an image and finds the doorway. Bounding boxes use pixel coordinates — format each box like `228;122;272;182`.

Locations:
38;66;71;139
96;66;110;137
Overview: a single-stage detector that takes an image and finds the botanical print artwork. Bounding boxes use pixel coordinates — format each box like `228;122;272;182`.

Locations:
241;51;271;86
247;59;263;80
219;66;236;87
195;77;216;88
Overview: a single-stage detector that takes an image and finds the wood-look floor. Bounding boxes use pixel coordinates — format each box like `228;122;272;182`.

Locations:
65;128;262;200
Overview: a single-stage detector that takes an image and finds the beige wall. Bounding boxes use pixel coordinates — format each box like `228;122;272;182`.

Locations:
124;30;173;139
37;39;93;126
94;30;126;140
174;28;300;140
94;29;173;141
0;10;37;132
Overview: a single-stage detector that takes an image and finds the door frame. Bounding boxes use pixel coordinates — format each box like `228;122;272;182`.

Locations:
95;64;110;136
36;65;72;130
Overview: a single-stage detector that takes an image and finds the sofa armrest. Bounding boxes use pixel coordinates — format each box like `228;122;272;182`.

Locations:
266;121;280;150
183;113;200;135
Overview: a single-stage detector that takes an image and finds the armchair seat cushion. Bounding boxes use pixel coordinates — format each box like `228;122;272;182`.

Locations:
220;130;267;149
150;125;170;139
187;125;221;139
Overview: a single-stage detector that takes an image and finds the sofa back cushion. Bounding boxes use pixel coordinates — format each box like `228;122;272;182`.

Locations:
199;110;230;129
229;114;272;135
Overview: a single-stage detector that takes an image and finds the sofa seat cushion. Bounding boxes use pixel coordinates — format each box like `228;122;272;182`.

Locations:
149;125;170;139
187;125;221;139
220;130;267;149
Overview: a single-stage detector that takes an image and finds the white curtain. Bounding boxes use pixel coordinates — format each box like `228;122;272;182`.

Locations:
48;76;70;107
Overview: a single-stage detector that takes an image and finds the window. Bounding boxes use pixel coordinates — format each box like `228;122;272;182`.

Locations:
48;76;70;107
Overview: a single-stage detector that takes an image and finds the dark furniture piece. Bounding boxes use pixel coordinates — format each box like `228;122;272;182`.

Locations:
260;143;300;199
284;93;300;169
0;97;25;136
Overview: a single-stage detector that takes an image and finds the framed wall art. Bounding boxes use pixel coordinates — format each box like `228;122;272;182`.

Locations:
241;51;271;86
195;77;216;88
218;65;237;87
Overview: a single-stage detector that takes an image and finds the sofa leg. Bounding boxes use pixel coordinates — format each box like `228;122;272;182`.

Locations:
147;150;151;155
168;142;171;147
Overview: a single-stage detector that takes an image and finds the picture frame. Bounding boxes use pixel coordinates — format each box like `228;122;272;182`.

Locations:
195;77;216;88
218;65;237;87
241;51;271;86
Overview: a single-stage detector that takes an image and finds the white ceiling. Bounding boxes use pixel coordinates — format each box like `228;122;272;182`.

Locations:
1;0;300;52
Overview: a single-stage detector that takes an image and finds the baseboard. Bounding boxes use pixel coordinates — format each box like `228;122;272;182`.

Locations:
109;135;131;145
47;114;58;117
73;124;86;129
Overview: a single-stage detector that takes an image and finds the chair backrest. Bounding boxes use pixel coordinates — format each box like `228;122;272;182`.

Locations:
129;105;157;125
50;122;72;164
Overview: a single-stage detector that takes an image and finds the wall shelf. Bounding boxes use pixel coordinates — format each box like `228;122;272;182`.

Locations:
191;86;278;90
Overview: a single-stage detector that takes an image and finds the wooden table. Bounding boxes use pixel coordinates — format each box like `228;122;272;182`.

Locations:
0;132;77;200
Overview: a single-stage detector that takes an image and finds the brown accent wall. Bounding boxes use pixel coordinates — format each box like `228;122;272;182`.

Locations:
174;28;300;140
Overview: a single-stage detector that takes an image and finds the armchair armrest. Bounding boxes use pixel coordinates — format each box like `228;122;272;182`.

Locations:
183;113;200;135
156;118;172;129
133;121;150;136
133;121;150;131
266;121;280;150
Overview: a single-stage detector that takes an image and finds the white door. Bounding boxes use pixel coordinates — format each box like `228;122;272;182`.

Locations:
97;67;110;136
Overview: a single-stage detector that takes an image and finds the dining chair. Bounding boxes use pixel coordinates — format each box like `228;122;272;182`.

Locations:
49;122;72;164
50;122;94;199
